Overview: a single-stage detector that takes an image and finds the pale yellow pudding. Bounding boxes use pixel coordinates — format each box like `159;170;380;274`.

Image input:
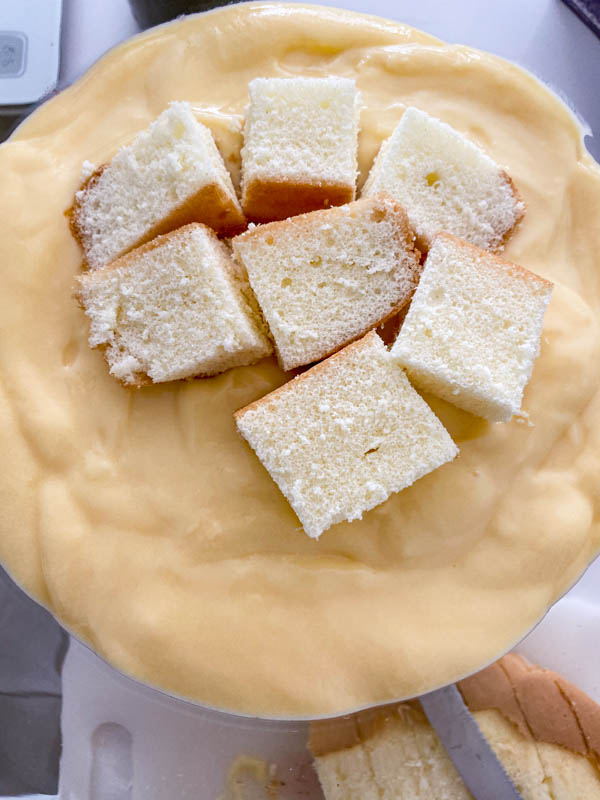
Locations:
0;3;599;717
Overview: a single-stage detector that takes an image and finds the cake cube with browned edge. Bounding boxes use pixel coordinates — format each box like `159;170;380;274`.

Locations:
391;233;553;422
362;106;525;251
76;223;272;386
232;194;421;372
71;102;246;270
234;331;458;539
240;76;360;221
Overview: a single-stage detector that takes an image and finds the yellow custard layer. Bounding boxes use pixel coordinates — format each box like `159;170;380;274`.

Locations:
0;3;599;717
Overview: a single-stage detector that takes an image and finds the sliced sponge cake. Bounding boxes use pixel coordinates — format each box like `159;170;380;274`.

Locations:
71;102;246;270
76;223;271;386
362;106;525;251
241;76;359;221
391;233;553;422
311;655;600;800
311;703;473;800
232;195;421;371
234;331;457;539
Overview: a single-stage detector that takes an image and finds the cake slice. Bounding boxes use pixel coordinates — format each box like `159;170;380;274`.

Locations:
240;76;360;221
311;704;472;800
234;331;457;539
232;195;421;371
71;102;246;270
76;223;272;386
311;655;600;800
310;715;381;800
391;233;553;422
362;106;525;251
460;655;600;799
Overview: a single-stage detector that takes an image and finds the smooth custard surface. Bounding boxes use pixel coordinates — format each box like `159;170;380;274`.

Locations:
0;2;599;717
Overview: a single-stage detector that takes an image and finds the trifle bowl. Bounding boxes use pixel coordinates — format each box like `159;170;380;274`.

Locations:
1;2;599;795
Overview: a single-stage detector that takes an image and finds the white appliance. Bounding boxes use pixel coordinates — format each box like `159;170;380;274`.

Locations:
0;0;62;115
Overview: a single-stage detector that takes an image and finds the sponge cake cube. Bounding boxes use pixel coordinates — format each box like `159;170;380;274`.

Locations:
391;233;553;422
76;223;272;386
71;102;246;270
241;77;360;221
362;106;524;251
234;331;458;539
232;195;421;371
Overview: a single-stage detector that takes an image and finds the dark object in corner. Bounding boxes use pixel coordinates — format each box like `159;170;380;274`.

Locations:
0;566;68;795
128;0;240;28
560;0;600;39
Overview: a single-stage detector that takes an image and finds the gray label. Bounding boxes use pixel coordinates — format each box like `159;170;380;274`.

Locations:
0;32;27;78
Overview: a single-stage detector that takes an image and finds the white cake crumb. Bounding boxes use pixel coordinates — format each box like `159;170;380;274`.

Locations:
235;331;457;539
72;102;244;269
363;106;525;250
233;195;420;371
76;223;272;385
391;233;553;422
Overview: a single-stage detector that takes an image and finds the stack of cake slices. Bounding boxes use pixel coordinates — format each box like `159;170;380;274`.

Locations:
72;77;552;539
310;654;600;799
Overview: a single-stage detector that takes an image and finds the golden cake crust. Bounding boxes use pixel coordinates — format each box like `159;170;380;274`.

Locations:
70;165;246;269
242;177;355;222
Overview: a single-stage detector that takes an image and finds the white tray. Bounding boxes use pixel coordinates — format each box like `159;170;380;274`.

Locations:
47;555;599;800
